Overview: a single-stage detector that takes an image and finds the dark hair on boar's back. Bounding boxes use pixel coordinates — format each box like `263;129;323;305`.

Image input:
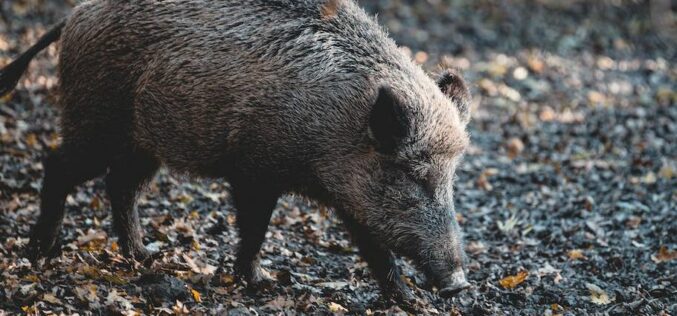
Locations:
0;0;473;304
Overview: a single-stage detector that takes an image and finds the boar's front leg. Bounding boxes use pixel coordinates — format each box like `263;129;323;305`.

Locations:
339;212;415;303
231;184;279;289
105;151;159;260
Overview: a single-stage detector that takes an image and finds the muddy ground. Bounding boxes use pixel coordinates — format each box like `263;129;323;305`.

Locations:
0;0;675;315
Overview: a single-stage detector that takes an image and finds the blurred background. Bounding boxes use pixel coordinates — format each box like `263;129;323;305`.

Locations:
1;0;675;315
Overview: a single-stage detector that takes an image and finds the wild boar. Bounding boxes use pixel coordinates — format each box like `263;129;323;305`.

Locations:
0;0;472;301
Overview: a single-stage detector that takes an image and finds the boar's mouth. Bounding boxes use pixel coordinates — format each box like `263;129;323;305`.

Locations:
437;269;471;298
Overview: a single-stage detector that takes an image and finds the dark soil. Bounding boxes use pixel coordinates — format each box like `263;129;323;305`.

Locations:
1;0;675;315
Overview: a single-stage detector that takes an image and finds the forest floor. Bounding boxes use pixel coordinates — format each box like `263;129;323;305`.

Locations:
1;0;675;315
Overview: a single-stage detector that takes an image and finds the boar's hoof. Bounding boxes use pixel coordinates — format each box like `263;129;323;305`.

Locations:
122;245;152;262
438;270;471;298
238;266;275;291
25;234;62;262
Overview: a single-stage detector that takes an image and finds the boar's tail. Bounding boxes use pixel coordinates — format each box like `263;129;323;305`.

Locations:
0;20;66;97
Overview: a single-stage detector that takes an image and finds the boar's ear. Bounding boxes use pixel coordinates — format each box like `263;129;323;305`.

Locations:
437;69;471;125
368;87;410;153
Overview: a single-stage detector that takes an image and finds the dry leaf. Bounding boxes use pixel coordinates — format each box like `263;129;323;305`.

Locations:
221;274;235;285
477;170;494;191
659;163;674;179
103;272;127;285
25;133;38;148
539;106;557;122
90;196;102;210
77;229;107;250
80;265;101;279
74;284;99;305
226;214;237;225
567;249;587;261
0;91;13;103
182;254;217;275
455;212;465;224
48;132;61;150
106;289;134;311
178;193;194;204
42;293;63;305
328;302;348;313
586;283;611;305
625;216;642;229
527;56;544;73
183;254;202;274
651;246;677;263
190;288;202;303
587;91;606;105
172;300;190;315
264;296;295;309
466;241;486;255
506;137;525;159
641;171;657;184
499;271;528;289
21;305;37;314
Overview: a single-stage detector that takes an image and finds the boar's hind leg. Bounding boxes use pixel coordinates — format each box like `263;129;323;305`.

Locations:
339;213;416;303
105;151;159;260
231;184;279;288
27;146;107;261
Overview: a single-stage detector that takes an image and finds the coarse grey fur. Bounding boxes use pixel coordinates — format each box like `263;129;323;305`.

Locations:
1;0;473;302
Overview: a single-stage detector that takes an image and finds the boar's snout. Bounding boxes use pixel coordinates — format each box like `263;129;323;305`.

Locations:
438;269;471;298
414;216;470;298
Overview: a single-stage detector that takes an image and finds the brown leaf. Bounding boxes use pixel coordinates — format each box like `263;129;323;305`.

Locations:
499;271;528;289
172;300;190;315
527;56;544;73
25;133;38;148
567;249;587;261
89;196;102;211
220;274;235;285
192;239;201;251
652;246;677;263
80;265;101;279
506;137;525;159
586;283;612;305
190;288;202;303
539;106;556;122
102;272;127;285
226;214;237;225
23;274;40;283
625;216;642;229
466;241;486;255
182;254;216;275
77;229;108;251
328;302;348;313
477;171;493;191
658;163;675;180
42;293;63;305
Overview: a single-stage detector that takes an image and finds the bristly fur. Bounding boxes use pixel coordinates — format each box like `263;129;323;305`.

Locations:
8;0;473;299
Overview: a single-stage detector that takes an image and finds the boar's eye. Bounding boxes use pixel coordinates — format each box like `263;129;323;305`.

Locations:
368;87;411;154
437;69;471;125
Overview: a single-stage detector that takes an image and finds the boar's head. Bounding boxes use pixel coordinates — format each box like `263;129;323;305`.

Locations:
323;69;472;297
